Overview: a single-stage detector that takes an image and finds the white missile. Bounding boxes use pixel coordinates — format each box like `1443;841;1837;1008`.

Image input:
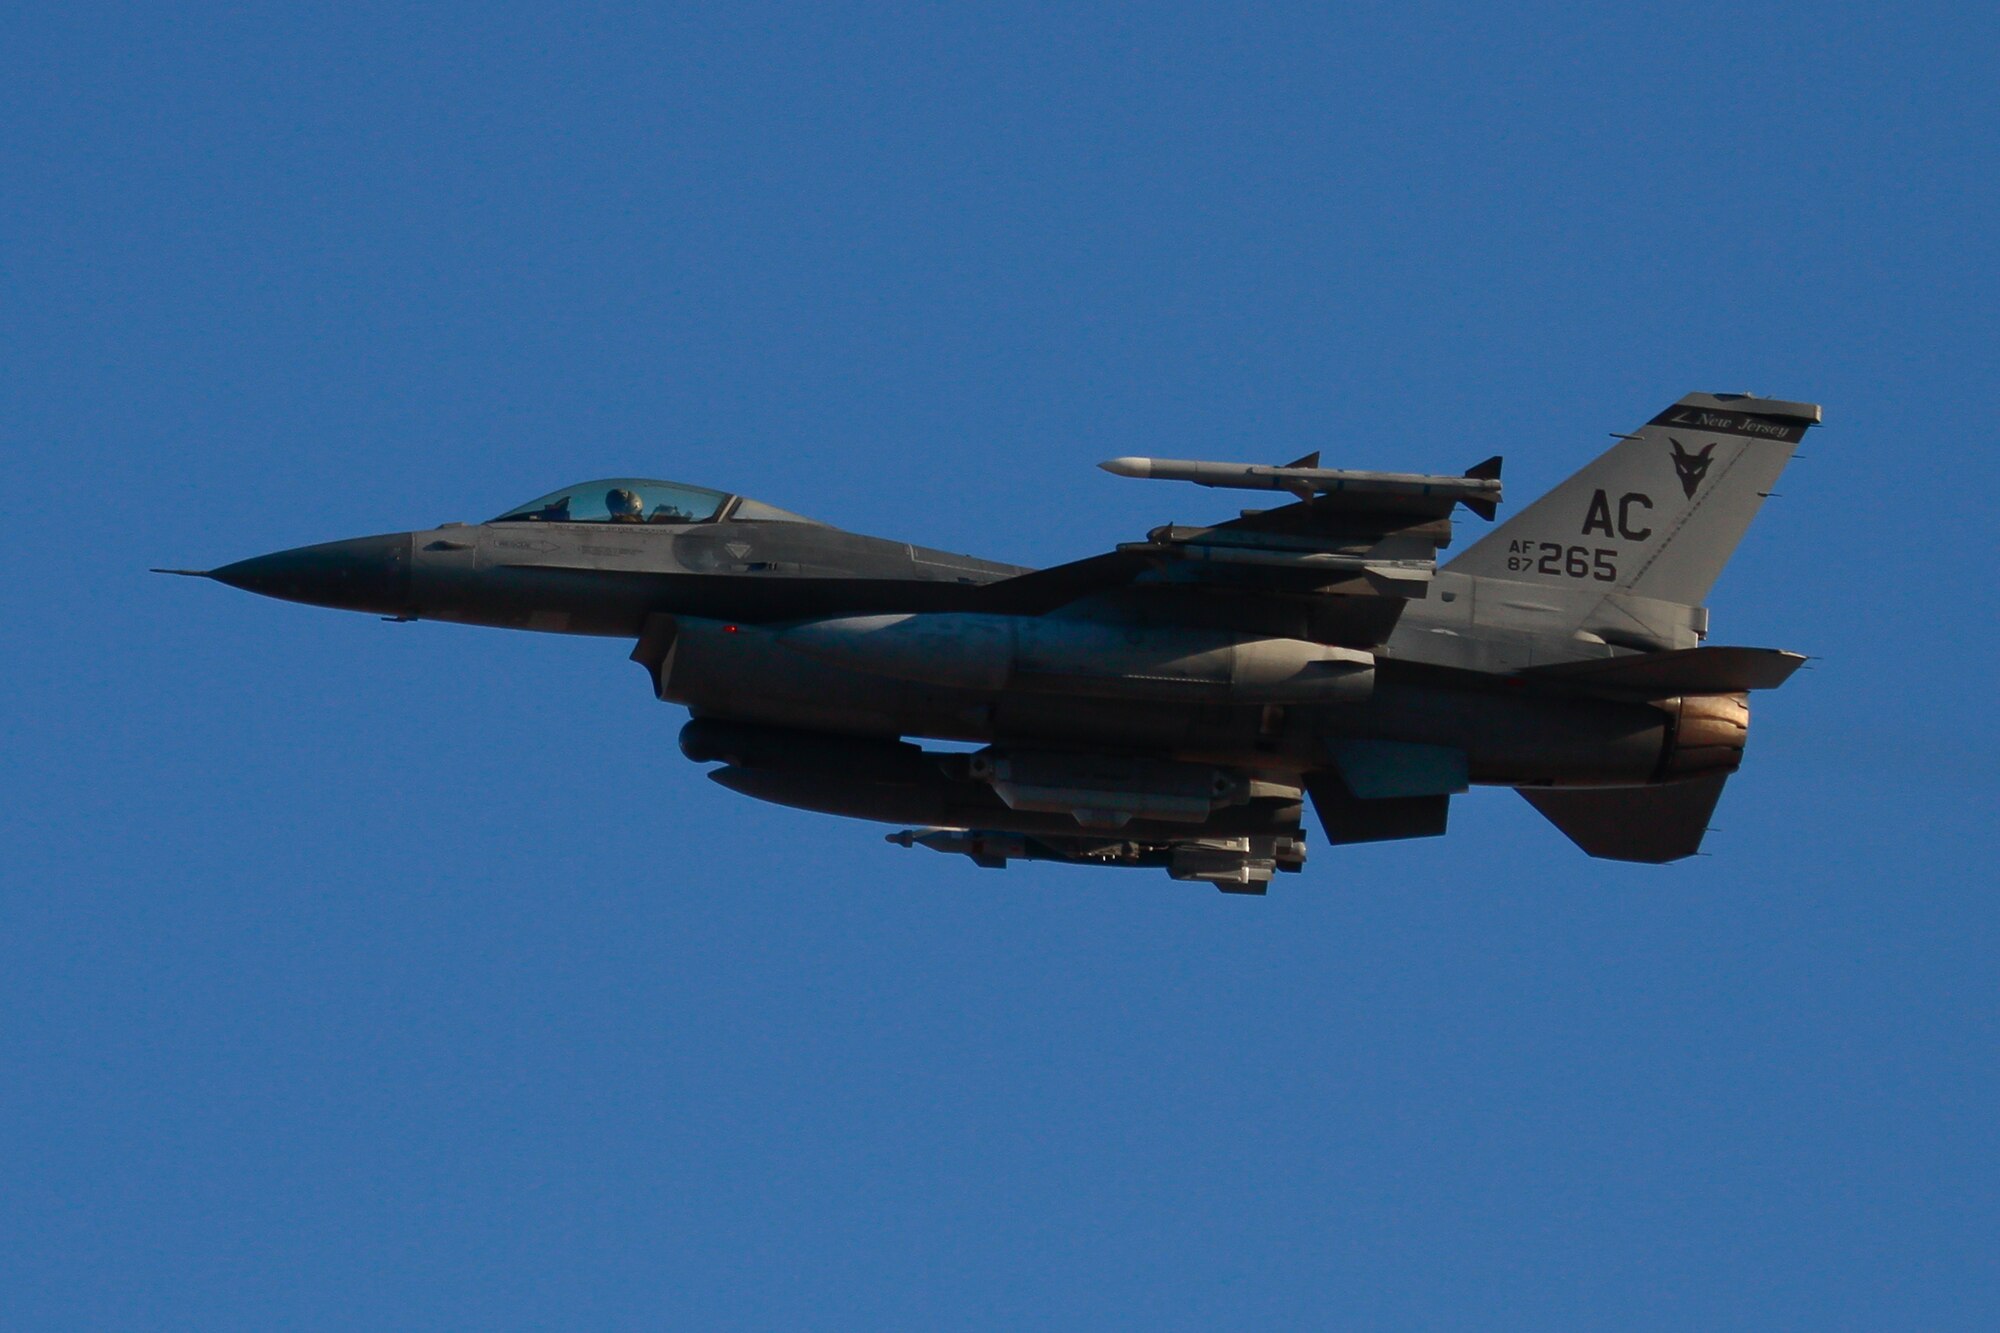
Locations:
1100;455;1502;517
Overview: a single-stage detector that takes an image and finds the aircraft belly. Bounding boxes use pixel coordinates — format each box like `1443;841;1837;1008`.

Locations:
647;617;1671;788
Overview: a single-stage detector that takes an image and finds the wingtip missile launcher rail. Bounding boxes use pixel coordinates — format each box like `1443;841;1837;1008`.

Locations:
1098;455;1504;520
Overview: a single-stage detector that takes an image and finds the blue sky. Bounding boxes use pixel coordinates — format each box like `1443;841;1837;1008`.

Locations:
4;3;1996;1327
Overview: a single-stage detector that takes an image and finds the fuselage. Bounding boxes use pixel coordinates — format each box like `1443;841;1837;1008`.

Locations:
207;506;1681;795
176;390;1816;879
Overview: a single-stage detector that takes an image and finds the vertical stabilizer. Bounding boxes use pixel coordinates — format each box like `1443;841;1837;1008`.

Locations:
1447;393;1818;608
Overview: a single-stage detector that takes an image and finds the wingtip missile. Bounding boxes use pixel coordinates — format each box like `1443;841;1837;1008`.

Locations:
1097;455;1503;511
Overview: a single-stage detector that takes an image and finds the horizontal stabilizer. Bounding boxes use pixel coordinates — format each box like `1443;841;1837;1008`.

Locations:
1520;775;1729;863
1521;646;1805;696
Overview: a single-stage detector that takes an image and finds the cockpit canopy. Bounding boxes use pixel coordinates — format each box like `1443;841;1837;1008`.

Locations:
490;478;816;526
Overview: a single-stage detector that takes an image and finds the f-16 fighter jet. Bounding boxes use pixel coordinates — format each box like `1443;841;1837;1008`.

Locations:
161;392;1815;892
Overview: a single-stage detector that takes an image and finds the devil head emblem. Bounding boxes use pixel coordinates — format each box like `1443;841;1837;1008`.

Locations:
1668;437;1715;499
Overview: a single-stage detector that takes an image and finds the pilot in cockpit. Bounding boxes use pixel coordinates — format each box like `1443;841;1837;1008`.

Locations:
606;487;646;523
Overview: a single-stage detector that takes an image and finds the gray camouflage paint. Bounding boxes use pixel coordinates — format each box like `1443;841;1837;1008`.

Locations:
165;392;1816;890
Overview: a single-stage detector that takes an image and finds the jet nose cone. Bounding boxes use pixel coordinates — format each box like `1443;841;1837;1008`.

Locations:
212;533;414;614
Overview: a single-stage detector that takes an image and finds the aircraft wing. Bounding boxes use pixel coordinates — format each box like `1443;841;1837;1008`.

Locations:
971;455;1501;648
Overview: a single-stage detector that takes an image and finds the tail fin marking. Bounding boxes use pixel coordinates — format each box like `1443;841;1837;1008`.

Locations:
1446;393;1819;609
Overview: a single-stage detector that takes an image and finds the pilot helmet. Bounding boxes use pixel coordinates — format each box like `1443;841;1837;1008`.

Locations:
605;487;644;519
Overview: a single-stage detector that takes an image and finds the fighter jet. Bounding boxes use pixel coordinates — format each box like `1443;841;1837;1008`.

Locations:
160;392;1815;892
